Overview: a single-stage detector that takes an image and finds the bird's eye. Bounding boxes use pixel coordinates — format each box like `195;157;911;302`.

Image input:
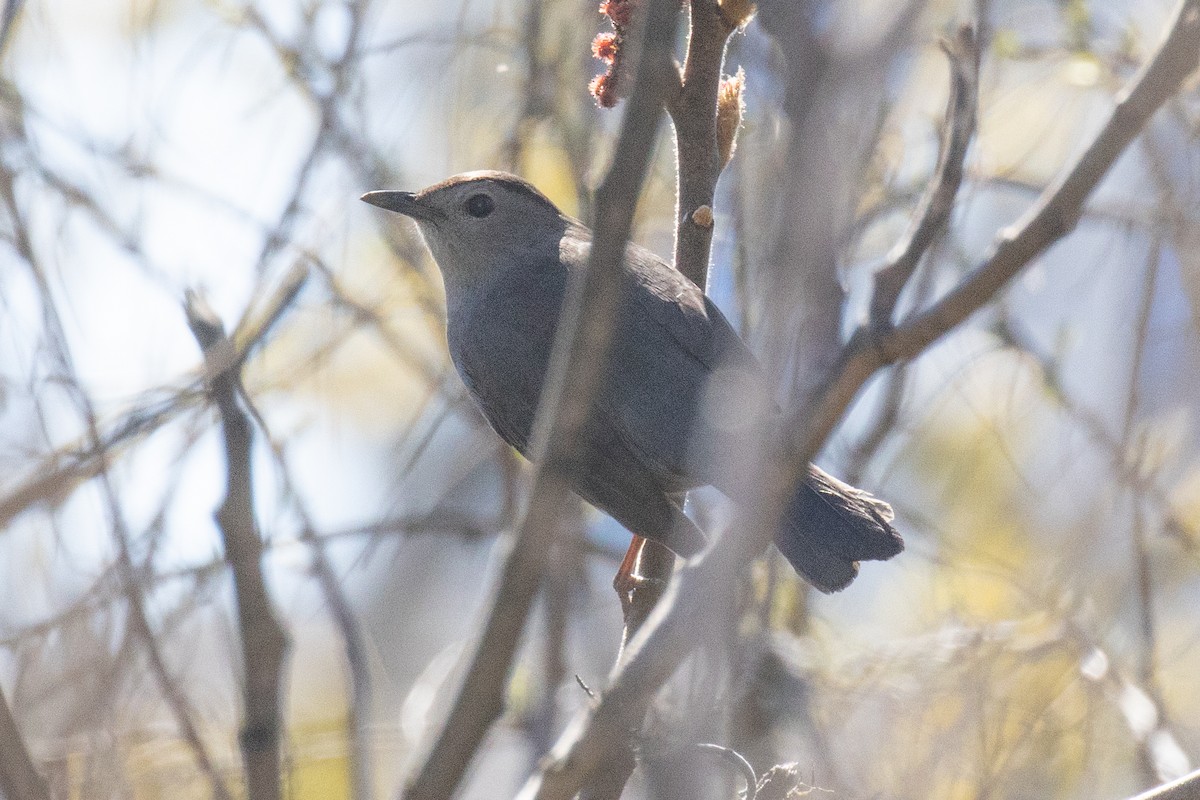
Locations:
465;193;495;218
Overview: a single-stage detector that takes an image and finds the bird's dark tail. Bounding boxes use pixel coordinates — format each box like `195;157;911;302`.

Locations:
774;465;904;593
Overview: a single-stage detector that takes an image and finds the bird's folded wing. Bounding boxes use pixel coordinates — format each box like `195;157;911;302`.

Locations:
601;242;770;484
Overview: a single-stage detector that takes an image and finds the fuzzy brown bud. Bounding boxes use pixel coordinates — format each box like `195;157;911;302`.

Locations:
716;68;746;168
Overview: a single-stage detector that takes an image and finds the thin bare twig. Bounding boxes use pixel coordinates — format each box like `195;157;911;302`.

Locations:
187;295;290;800
877;1;1199;366
792;0;1200;468
869;22;980;328
252;428;374;800
91;445;235;800
847;17;982;483
694;743;757;800
113;524;237;800
501;0;549;172
995;318;1200;565
0;263;308;534
2;145;233;800
1121;243;1162;673
844;239;943;484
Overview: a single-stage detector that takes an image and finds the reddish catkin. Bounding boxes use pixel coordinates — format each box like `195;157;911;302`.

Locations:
589;0;639;107
591;32;618;62
589;73;618;107
600;0;636;27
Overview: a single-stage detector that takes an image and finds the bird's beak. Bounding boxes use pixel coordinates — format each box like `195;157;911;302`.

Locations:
360;190;443;222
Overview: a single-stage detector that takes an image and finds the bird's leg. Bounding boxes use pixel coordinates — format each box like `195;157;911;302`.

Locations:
613;535;645;601
614;536;676;657
613;536;671;603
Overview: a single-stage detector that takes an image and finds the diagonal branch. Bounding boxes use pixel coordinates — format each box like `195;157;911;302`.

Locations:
870;22;980;328
517;2;1200;797
1127;768;1200;800
398;3;685;799
878;0;1200;365
791;0;1200;465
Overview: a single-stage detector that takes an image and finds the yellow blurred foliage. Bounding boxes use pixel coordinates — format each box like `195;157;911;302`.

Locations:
908;353;1046;619
520;130;583;219
288;718;353;800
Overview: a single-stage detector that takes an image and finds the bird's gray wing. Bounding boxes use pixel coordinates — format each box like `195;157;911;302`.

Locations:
604;241;771;486
631;246;760;372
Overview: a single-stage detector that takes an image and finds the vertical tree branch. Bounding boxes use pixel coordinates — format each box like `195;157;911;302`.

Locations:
399;3;683;798
669;0;737;288
187;295;290;800
597;4;748;797
618;0;747;636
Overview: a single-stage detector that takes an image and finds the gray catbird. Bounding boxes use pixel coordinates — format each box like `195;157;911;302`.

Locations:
362;171;902;592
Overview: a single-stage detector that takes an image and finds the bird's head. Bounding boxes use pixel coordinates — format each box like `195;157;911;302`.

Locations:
362;171;572;291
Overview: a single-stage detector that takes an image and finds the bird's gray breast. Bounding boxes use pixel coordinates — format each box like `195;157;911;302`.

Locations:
445;260;567;455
